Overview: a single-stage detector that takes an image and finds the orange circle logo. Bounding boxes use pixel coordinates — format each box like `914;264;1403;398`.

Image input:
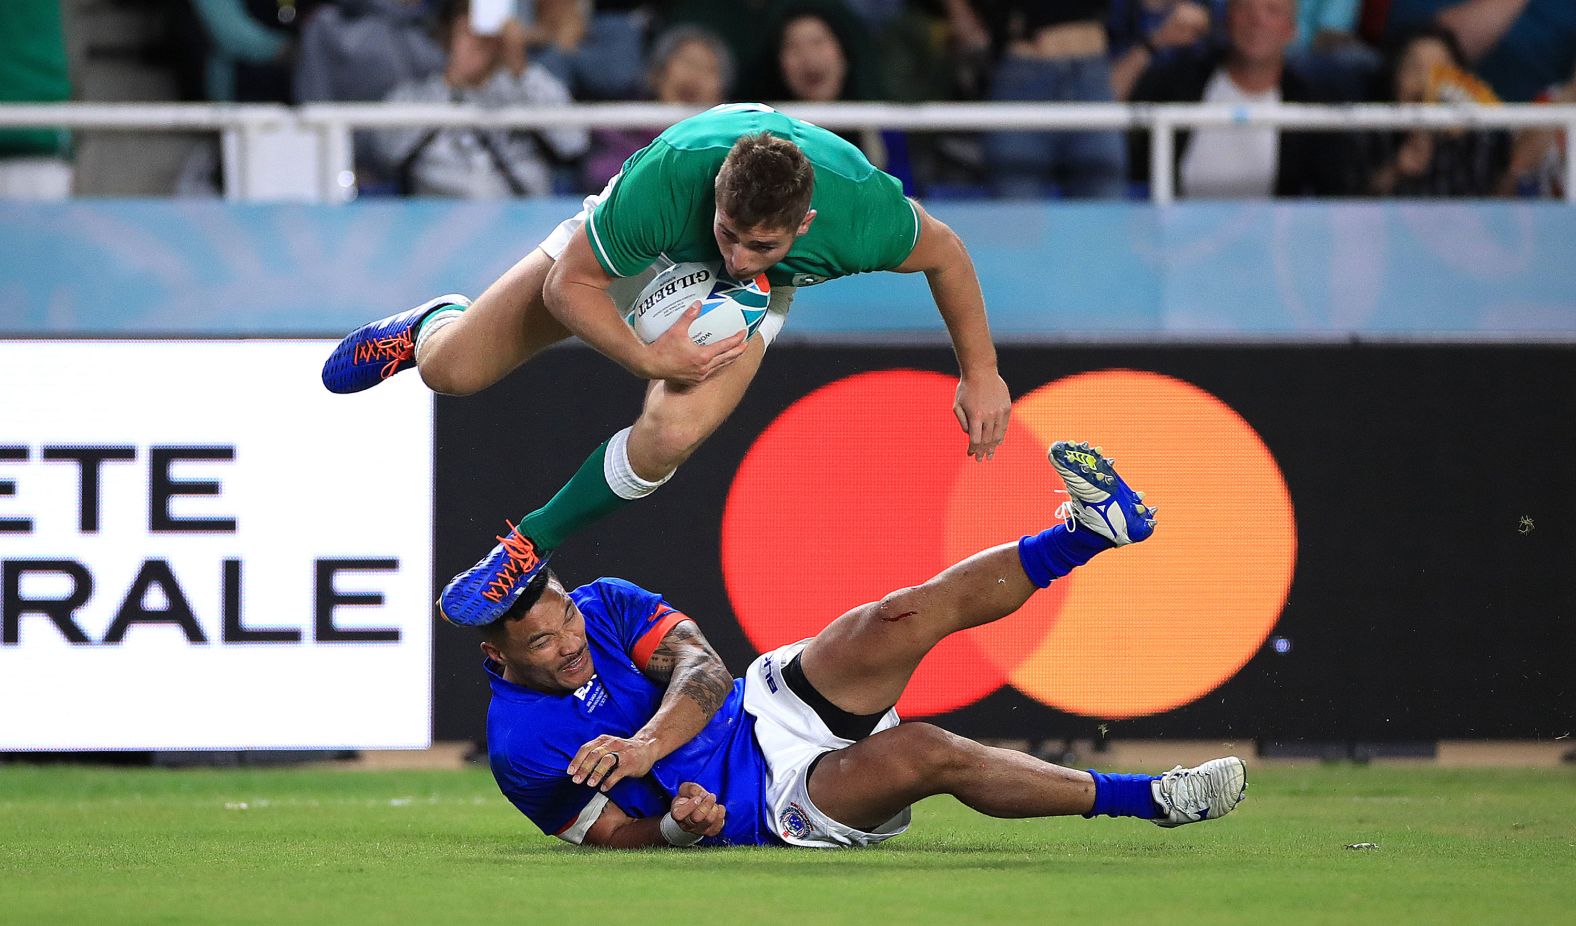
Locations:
721;369;1297;719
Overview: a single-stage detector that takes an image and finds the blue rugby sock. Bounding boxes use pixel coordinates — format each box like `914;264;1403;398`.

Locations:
1017;524;1113;588
1084;771;1161;819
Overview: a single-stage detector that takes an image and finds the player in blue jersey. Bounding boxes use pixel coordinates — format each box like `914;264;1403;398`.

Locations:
480;442;1248;848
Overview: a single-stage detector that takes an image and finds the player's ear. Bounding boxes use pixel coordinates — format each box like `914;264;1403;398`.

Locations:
797;209;817;236
480;639;504;662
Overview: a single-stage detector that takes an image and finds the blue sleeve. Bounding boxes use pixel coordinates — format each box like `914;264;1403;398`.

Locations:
495;751;671;838
580;577;688;661
495;754;601;837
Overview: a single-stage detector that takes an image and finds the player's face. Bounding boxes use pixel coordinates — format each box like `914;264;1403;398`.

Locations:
712;208;814;280
491;584;595;693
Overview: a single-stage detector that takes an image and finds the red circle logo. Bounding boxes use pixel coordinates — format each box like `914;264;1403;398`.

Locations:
721;369;1297;718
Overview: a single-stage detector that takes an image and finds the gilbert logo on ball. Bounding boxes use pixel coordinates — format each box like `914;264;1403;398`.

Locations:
627;261;770;346
721;369;1298;719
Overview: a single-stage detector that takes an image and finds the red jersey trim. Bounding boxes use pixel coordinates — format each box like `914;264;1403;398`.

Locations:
631;605;690;670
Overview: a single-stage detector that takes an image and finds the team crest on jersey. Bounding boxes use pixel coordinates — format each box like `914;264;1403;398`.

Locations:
791;273;826;287
780;802;814;839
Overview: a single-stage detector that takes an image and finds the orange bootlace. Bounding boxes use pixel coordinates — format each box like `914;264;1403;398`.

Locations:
352;328;415;381
482;521;542;603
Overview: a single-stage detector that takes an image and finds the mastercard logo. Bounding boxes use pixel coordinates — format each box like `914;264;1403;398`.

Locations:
721;369;1297;719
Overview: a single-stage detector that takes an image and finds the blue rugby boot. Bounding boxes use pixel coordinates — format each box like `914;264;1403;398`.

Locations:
1048;440;1156;546
438;521;552;626
321;294;469;394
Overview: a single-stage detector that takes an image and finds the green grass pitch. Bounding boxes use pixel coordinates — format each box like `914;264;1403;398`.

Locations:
2;763;1573;925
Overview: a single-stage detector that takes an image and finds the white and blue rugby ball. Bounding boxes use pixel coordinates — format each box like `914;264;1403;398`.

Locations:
626;261;771;346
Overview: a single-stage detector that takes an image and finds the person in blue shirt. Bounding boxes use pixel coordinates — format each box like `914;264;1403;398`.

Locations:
481;442;1249;848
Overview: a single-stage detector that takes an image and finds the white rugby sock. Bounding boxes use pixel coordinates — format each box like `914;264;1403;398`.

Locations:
413;304;467;362
603;426;674;500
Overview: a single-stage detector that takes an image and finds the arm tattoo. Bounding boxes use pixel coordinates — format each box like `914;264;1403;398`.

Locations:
644;621;732;717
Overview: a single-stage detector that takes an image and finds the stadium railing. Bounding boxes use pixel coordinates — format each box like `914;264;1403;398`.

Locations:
1;101;1574;204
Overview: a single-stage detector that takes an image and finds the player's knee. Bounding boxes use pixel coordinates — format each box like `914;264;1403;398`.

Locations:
890;723;976;787
415;349;485;396
645;417;712;466
867;587;945;634
872;587;921;619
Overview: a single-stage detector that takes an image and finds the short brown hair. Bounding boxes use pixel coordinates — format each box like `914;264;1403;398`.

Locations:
715;133;815;230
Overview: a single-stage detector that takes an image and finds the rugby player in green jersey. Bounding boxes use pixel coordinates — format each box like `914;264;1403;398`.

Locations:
321;103;1012;626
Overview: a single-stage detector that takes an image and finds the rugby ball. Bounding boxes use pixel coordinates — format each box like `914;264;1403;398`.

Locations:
626;261;771;346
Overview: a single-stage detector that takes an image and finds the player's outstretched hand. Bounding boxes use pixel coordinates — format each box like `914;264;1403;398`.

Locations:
643;302;748;386
670;782;726;839
568;734;658;793
954;371;1012;461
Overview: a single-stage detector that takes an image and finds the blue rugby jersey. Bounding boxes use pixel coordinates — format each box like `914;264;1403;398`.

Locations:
485;578;774;846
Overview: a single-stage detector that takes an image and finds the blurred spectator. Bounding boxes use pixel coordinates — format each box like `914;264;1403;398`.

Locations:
954;0;1128;199
294;0;445;104
843;0;955;103
370;0;589;197
1108;0;1226;101
662;0;784;98
843;0;981;196
1358;0;1391;46
176;0;317;102
760;1;881;98
841;0;904;25
759;3;916;193
523;0;652;101
1360;26;1510;196
1284;0;1381;101
1387;0;1576;102
1130;0;1354;197
0;0;73;199
1295;0;1362;50
1501;61;1574;197
294;0;447;192
582;25;733;191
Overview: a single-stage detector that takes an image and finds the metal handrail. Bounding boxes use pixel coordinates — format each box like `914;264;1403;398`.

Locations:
2;101;1572;203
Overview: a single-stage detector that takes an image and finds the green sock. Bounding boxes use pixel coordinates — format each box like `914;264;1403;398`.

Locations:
518;440;627;551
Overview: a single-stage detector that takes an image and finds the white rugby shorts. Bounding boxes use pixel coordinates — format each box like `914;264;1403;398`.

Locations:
537;173;793;347
742;640;911;848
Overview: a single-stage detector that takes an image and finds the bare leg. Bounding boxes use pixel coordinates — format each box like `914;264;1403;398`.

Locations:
799;542;1040;716
624;334;767;481
493;334;768;553
807;723;1095;831
415;248;572;395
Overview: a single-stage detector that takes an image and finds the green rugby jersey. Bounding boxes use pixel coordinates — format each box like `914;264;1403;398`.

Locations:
585;104;920;288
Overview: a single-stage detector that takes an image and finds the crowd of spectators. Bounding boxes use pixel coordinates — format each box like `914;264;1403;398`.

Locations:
2;0;1574;199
